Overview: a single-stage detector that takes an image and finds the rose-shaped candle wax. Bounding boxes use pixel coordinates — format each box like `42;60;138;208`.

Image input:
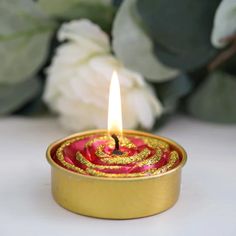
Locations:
53;133;180;178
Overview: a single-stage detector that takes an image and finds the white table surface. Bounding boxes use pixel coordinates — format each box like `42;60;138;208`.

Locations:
0;115;236;236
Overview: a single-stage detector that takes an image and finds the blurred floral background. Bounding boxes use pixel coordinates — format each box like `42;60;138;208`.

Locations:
1;0;236;131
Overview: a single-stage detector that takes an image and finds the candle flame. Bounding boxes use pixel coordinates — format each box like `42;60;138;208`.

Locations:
108;71;123;135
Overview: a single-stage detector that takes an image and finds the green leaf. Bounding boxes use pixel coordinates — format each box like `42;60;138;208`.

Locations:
112;0;179;82
155;74;193;113
0;78;41;114
186;71;236;123
0;0;56;84
211;0;236;48
38;0;111;17
15;93;48;116
222;55;236;75
137;0;221;70
38;0;114;31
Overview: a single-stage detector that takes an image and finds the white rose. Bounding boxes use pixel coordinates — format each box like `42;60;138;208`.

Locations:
44;19;163;131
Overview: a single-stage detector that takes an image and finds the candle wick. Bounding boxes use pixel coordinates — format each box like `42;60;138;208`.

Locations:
111;134;123;155
112;134;120;150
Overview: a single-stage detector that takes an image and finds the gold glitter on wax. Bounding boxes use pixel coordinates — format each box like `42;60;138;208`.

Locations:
55;134;180;178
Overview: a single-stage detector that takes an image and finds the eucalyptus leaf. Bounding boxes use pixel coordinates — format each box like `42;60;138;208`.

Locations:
38;0;114;31
15;93;48;116
187;71;236;123
222;55;236;75
211;0;236;48
155;74;193;113
137;0;221;70
0;0;56;84
38;0;111;17
0;78;41;114
112;0;123;7
112;0;179;82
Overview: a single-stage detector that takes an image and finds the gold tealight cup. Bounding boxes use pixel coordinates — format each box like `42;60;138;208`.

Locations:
46;130;187;219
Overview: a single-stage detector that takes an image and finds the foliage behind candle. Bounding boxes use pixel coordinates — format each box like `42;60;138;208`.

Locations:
1;0;236;127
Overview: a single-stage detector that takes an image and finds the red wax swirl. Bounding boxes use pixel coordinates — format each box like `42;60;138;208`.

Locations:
52;134;181;178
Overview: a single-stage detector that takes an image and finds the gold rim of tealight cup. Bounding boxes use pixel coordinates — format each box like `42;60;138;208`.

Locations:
46;130;187;219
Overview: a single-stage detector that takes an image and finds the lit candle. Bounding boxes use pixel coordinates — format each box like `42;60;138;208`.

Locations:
108;71;123;135
46;71;187;219
108;71;123;155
